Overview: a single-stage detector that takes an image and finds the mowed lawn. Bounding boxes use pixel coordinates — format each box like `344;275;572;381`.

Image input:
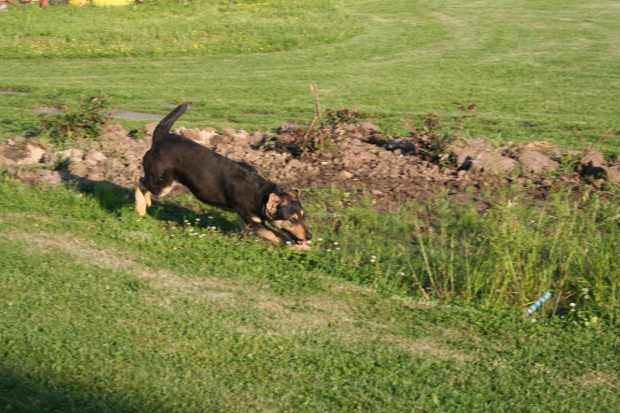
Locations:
0;180;618;412
0;1;619;411
0;0;619;153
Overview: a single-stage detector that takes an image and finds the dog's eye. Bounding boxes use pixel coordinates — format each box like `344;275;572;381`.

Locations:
289;218;297;224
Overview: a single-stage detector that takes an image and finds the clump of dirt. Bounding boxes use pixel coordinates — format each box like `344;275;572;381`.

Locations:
1;119;618;209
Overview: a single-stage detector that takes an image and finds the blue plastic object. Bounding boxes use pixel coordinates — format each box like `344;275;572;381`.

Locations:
525;292;552;316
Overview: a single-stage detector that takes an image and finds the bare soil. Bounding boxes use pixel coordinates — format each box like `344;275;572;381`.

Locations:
1;120;619;209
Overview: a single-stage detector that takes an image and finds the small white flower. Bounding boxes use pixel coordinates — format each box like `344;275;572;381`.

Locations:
318;238;324;242
333;241;339;246
326;249;331;252
335;248;340;251
399;272;405;276
371;255;377;259
570;303;576;307
531;318;537;323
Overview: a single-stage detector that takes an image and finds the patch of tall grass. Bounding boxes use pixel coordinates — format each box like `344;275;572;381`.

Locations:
306;187;620;325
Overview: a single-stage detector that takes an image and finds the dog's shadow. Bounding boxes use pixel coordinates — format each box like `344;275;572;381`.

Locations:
58;170;240;234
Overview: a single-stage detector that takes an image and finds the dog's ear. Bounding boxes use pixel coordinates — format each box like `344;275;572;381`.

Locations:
266;193;282;216
288;189;300;200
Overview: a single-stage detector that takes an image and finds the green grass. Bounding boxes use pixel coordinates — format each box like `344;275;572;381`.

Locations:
0;0;619;153
0;0;355;58
0;178;618;412
1;2;619;410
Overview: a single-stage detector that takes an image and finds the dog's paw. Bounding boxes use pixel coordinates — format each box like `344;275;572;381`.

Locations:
290;244;311;252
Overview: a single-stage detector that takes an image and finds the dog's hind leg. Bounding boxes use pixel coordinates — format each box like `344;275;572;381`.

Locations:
134;176;151;217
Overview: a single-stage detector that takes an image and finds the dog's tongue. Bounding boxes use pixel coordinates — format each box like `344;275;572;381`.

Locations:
297;240;308;246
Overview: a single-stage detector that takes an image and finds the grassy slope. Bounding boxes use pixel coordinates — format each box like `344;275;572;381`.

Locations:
0;179;618;412
0;0;619;153
0;2;619;410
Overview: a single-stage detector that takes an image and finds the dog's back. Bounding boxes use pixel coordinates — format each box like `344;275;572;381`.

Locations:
144;104;269;211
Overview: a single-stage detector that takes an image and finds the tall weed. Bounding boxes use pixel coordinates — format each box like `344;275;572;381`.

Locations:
400;190;619;324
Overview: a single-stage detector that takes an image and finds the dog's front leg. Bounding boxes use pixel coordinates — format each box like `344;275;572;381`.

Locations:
250;223;290;244
251;223;310;251
239;215;310;251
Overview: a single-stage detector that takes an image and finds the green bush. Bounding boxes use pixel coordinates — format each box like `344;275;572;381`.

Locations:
39;94;112;148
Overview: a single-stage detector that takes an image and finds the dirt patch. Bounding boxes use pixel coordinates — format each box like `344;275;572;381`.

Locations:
1;119;618;208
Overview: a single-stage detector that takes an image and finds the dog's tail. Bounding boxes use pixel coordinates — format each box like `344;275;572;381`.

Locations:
152;103;188;144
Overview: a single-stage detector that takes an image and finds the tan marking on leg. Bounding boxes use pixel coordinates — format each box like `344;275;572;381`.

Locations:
251;223;298;244
144;191;152;207
254;227;283;244
134;176;147;217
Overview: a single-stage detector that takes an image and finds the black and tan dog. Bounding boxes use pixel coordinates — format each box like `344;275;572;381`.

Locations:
135;103;312;250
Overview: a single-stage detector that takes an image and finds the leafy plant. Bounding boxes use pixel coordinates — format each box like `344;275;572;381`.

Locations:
276;107;367;156
400;111;454;166
39;94;113;148
398;103;477;167
275;85;370;156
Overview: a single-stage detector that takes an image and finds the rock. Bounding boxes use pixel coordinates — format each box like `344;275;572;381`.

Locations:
249;132;266;147
343;121;381;140
386;138;416;154
57;149;84;163
0;140;47;166
516;149;559;175
230;130;251;146
341;170;354;179
85;150;107;165
579;150;611;180
451;138;494;170
469;150;518;176
221;127;236;137
176;127;221;148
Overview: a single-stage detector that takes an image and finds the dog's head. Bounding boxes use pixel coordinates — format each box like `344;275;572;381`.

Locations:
265;189;312;245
